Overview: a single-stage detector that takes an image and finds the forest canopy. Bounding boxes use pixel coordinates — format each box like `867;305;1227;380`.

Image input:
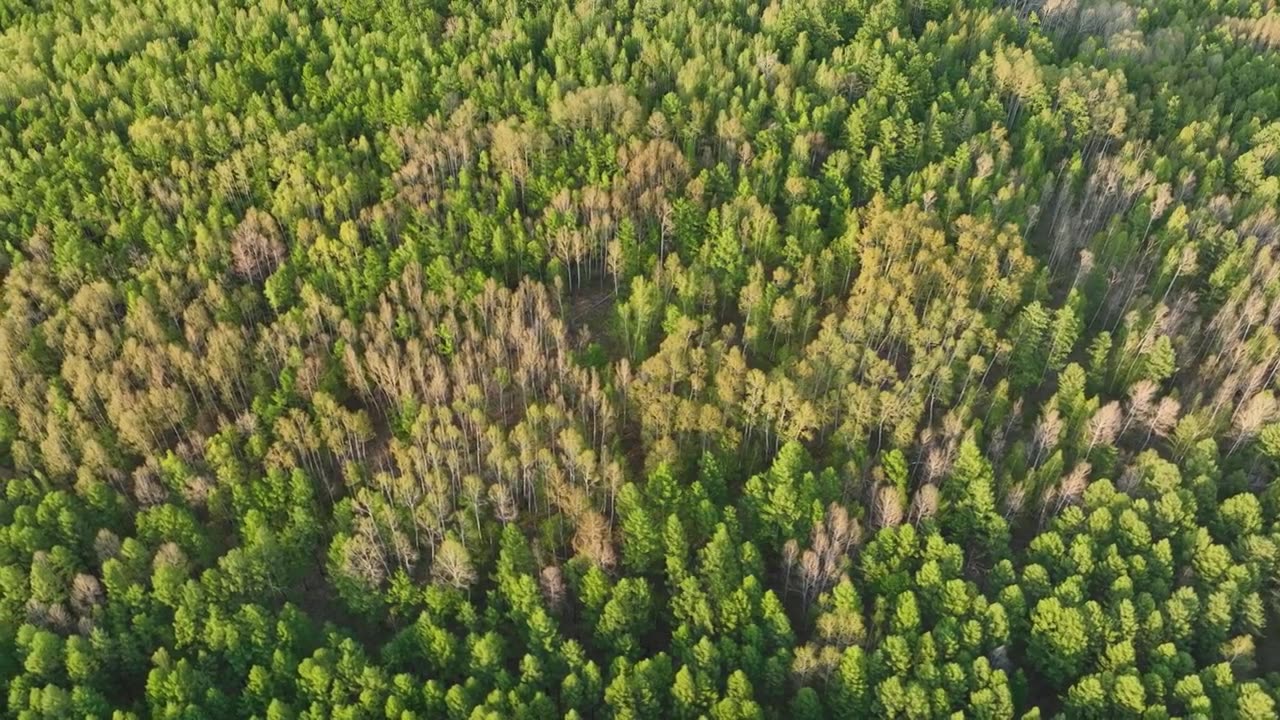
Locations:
3;0;1280;718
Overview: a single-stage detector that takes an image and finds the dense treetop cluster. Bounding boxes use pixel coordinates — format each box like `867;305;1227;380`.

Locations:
2;0;1280;717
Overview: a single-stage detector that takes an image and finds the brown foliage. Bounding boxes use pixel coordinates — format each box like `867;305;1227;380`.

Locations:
230;208;286;282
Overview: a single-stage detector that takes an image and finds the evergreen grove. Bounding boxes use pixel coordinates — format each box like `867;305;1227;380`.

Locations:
3;0;1280;717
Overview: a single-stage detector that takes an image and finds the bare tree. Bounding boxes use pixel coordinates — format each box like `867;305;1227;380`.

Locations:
910;484;940;524
540;566;567;613
1232;391;1277;454
875;485;904;529
431;537;478;590
1086;401;1122;455
230;208;286;282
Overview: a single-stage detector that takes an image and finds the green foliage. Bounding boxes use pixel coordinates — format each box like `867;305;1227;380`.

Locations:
0;0;1277;716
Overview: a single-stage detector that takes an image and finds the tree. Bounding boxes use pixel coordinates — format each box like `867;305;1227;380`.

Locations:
940;438;1007;555
231;208;287;283
1029;598;1090;688
432;536;477;590
596;579;654;659
1009;302;1052;391
1;0;1278;716
618;483;662;574
828;646;870;719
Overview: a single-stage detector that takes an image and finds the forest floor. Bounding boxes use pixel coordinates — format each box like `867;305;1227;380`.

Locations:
566;284;617;352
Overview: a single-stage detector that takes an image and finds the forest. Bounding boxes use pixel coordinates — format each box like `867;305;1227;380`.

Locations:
1;0;1280;717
